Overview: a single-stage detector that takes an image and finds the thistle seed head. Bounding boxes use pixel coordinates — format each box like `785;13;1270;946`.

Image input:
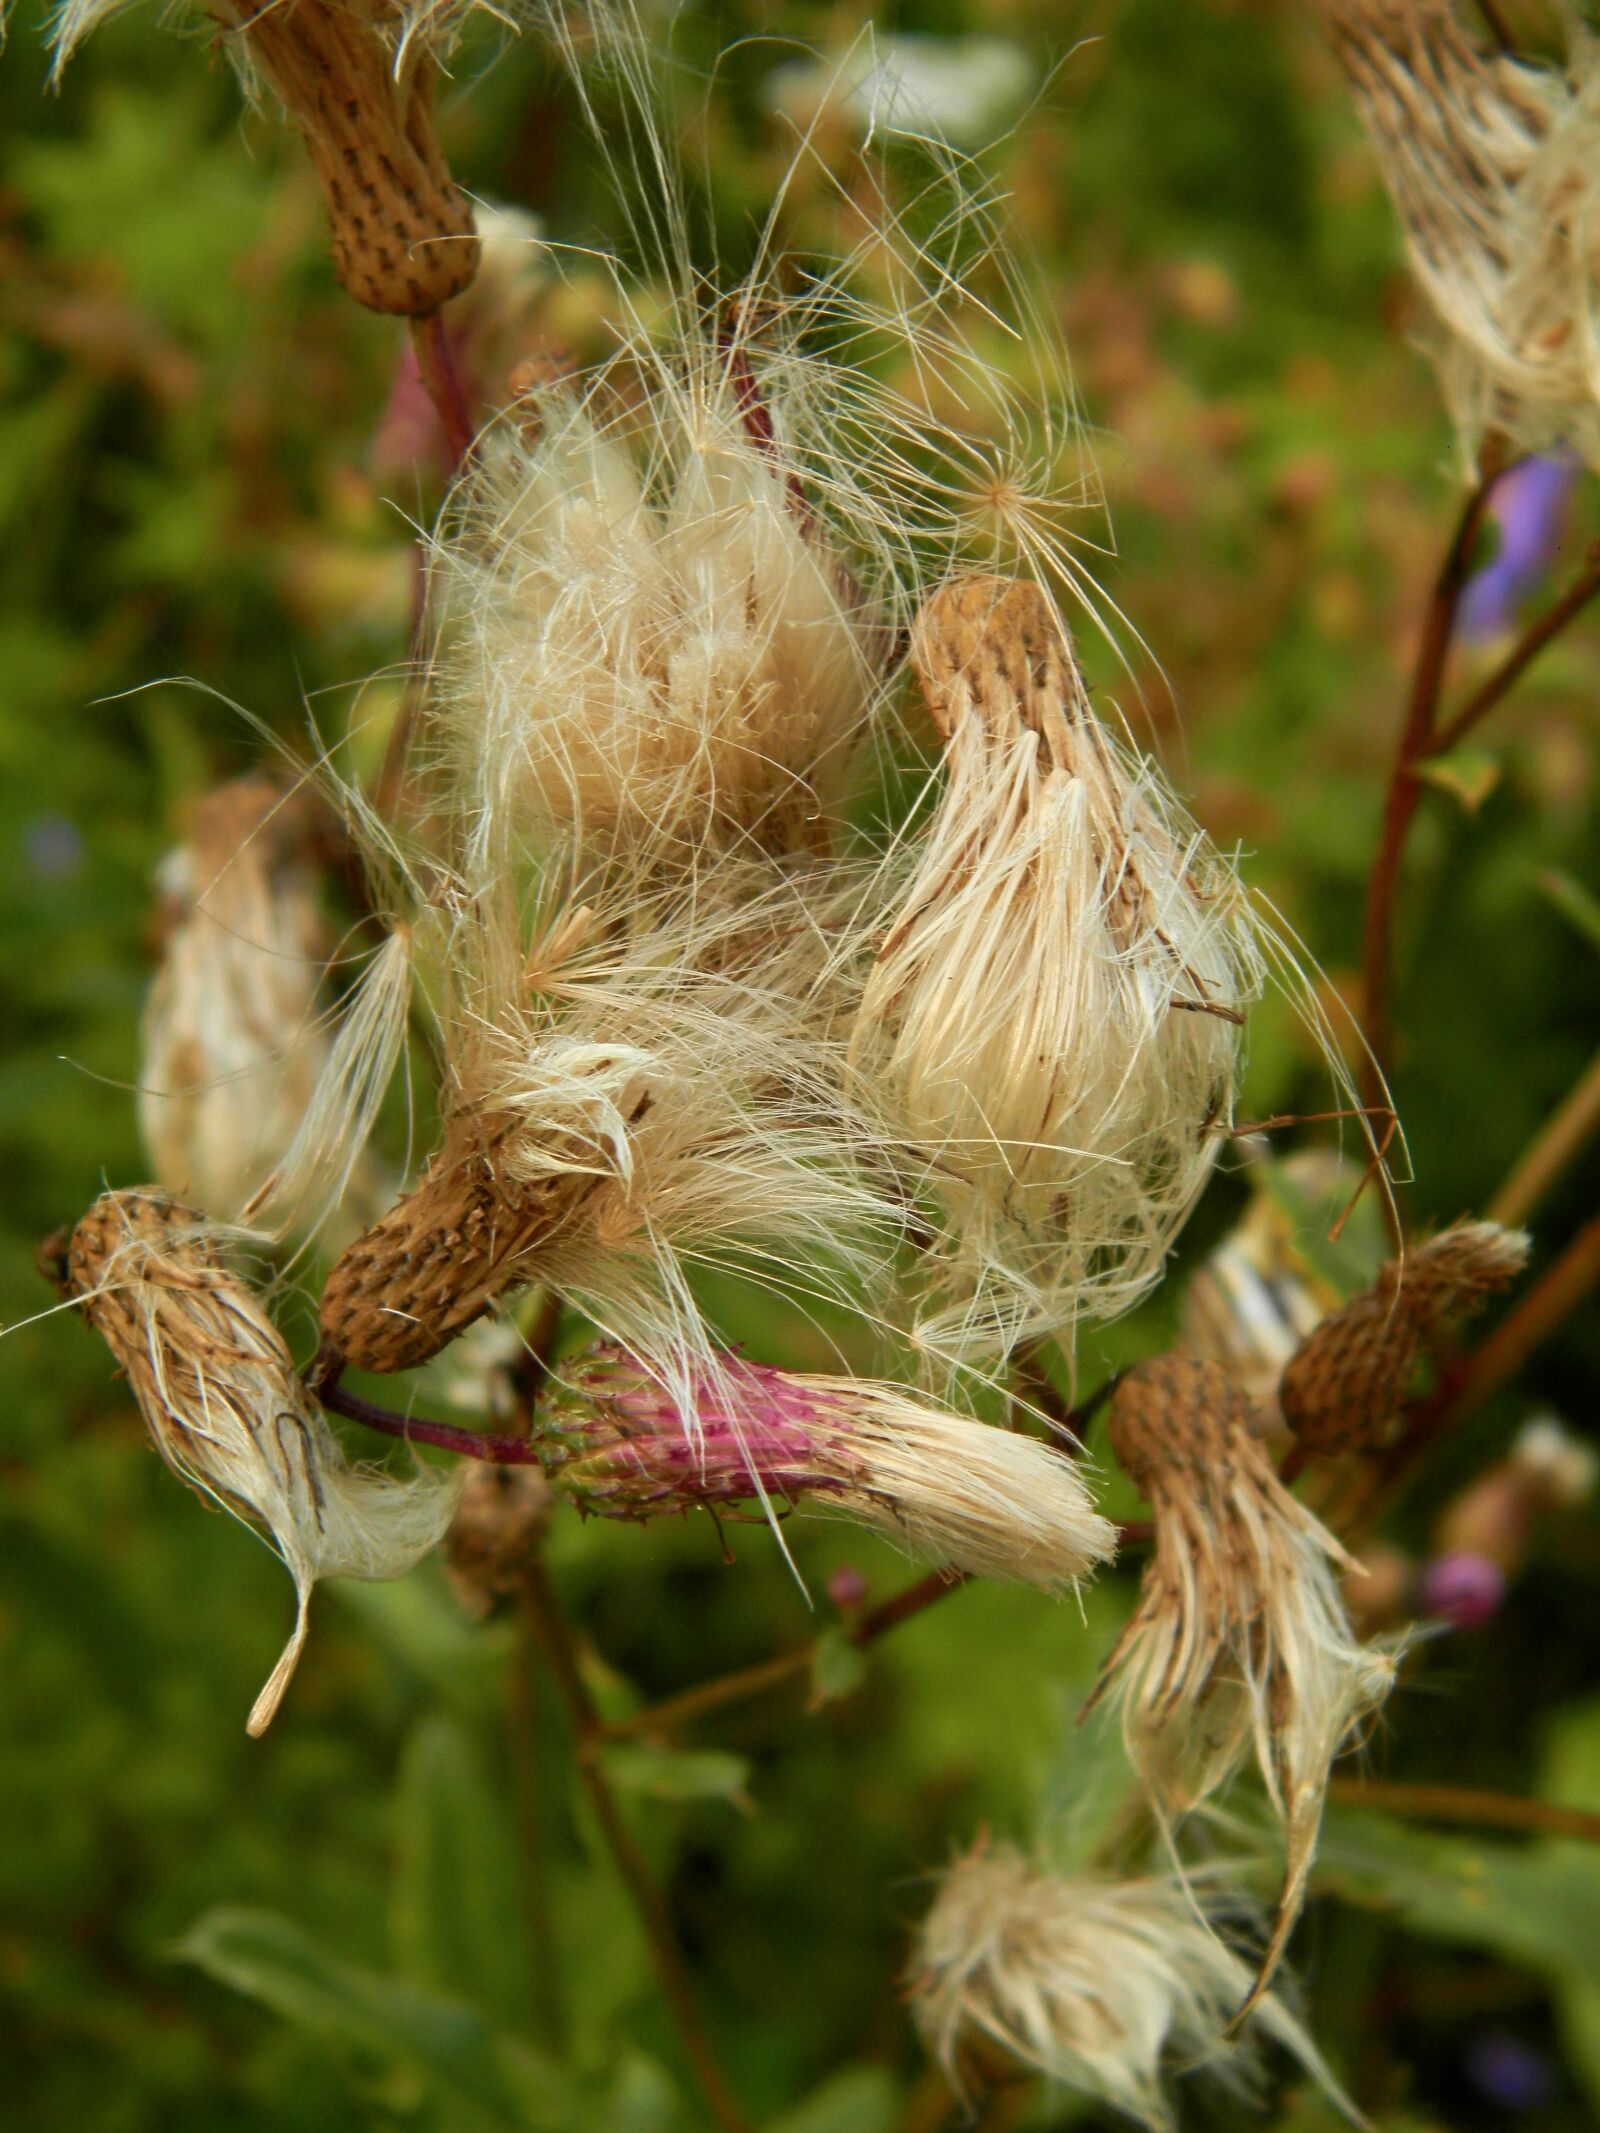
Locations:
1092;1353;1398;2009
426;378;889;860
318;1113;593;1376
139;777;374;1236
49;0;487;314
443;1461;553;1618
909;1841;1342;2131
1322;0;1600;466
65;1188;458;1733
1280;1219;1529;1456
854;572;1260;1363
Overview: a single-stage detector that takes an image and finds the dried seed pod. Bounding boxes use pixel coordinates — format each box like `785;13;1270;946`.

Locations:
50;0;483;315
910;1841;1341;2131
537;1344;1116;1590
443;1461;553;1618
1089;1353;1397;2011
1279;1220;1529;1456
318;1117;594;1376
854;573;1260;1363
65;1188;458;1733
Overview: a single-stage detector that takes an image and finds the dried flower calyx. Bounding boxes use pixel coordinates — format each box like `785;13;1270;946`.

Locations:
1280;1219;1529;1456
854;571;1259;1362
536;1344;1117;1590
909;1840;1343;2132
64;1188;458;1733
1088;1353;1397;2008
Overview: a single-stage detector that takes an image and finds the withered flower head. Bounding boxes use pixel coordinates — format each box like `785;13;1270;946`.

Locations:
909;1840;1341;2131
49;0;488;314
853;573;1260;1363
1322;0;1600;466
1279;1220;1529;1456
317;857;900;1387
1087;1354;1398;2005
139;777;370;1234
65;1188;458;1733
534;1344;1117;1590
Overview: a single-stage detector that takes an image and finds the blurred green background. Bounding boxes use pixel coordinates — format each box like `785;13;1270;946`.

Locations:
3;2;1599;2128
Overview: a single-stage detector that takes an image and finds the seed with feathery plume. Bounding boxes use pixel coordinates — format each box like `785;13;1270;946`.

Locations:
853;572;1260;1364
62;1189;459;1734
1320;0;1600;468
909;1839;1347;2132
426;372;890;862
1279;1220;1529;1456
45;0;489;313
534;1345;1116;1589
1085;1353;1398;2011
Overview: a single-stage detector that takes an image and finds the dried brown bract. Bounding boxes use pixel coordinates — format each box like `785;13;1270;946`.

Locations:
65;1187;457;1732
1280;1219;1529;1455
1088;1354;1397;2008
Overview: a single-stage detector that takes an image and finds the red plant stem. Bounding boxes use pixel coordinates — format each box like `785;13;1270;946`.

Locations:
410;309;475;467
1328;1775;1600;1845
1360;471;1501;1110
605;1568;972;1741
1427;541;1600;759
520;1559;751;2133
316;1375;546;1464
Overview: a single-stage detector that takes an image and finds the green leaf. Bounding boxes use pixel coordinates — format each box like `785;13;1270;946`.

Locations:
1536;868;1600;956
599;1744;752;1808
1257;1155;1388;1299
1318;1810;1600;1986
1542;1696;1600;2111
177;1907;569;2128
809;1627;867;1707
392;1713;535;2034
765;2064;899;2133
1413;745;1502;815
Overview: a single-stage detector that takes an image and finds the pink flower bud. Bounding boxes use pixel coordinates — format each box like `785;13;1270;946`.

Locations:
1420;1551;1506;1630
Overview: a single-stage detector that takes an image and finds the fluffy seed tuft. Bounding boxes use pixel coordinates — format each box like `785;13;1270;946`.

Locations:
909;1840;1342;2131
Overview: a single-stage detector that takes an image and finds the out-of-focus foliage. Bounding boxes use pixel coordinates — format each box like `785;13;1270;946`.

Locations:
2;2;1597;2129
